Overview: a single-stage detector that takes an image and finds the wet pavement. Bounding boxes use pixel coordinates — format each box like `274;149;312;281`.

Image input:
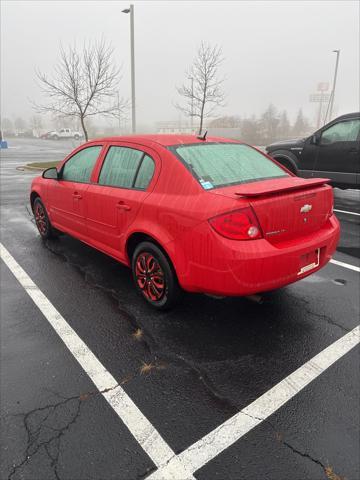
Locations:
1;138;359;480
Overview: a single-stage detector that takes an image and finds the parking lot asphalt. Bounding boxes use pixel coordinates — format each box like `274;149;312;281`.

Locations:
1;138;359;480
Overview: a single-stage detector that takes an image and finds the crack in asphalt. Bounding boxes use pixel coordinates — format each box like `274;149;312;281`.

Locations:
283;291;350;333
6;384;120;480
42;241;239;415
281;441;344;480
39;240;348;480
239;410;344;480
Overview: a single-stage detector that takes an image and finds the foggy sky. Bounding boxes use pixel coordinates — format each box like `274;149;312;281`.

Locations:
1;0;359;129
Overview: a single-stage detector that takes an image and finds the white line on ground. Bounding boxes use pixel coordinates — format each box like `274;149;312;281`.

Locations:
147;325;360;479
330;259;360;273
0;243;195;479
334;209;360;217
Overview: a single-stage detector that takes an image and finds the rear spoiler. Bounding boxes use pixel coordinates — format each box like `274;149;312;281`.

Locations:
235;177;331;197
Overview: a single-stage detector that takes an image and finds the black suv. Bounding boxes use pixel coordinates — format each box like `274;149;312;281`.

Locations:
266;112;360;189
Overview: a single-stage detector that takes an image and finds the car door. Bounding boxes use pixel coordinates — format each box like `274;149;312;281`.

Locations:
304;118;360;185
85;144;158;261
47;144;103;239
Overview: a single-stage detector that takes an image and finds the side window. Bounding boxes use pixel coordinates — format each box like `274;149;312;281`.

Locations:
321;119;360;145
134;155;155;189
99;146;143;188
62;146;102;183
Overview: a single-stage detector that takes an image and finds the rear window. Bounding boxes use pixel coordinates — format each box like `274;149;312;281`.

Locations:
171;143;288;189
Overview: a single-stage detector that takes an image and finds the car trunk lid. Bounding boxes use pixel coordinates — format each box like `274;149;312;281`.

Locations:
211;177;333;243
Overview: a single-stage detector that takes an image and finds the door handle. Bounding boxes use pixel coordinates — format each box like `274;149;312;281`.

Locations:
73;192;82;199
116;201;131;211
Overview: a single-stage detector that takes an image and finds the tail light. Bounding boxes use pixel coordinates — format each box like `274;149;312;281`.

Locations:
209;207;263;240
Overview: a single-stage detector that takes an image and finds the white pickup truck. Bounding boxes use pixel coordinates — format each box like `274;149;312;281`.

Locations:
48;128;82;140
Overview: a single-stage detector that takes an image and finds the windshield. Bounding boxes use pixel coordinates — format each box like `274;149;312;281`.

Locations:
171;143;288;189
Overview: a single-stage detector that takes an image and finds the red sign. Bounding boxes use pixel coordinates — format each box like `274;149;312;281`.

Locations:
317;82;329;92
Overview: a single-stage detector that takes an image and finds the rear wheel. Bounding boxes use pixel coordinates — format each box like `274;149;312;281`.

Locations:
33;198;57;240
132;242;182;310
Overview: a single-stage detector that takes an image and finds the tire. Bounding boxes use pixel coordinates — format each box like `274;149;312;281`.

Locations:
74;134;79;140
52;135;59;140
33;198;57;240
132;241;182;310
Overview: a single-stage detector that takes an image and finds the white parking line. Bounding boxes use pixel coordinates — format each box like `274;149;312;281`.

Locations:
334;209;360;217
0;243;195;479
330;259;360;273
2;241;359;480
147;325;360;479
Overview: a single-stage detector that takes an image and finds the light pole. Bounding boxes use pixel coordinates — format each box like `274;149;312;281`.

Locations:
328;49;340;122
122;4;136;133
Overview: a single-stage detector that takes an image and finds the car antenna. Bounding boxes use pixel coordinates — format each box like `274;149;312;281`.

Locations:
197;130;208;141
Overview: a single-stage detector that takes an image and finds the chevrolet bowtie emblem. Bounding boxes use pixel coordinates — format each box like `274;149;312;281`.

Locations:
300;204;312;213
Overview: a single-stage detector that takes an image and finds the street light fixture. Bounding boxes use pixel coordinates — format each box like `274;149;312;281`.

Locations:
122;4;136;133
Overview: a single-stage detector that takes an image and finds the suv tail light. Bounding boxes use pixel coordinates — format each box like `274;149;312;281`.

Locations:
209;207;263;240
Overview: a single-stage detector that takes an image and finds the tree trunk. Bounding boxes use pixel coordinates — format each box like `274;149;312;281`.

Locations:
198;88;207;135
198;116;203;136
80;115;88;141
199;102;205;135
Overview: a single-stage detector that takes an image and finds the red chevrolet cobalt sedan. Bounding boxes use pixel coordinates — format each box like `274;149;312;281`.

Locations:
30;135;340;309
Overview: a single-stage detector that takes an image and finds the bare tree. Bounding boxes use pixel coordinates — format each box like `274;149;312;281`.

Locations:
35;40;128;141
1;117;13;132
30;115;42;137
292;109;311;137
259;104;280;144
278;110;291;138
14;117;27;132
176;42;225;135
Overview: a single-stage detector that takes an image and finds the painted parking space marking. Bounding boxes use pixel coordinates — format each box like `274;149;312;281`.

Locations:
2;239;359;480
0;242;195;480
147;325;360;479
334;209;360;217
330;259;360;272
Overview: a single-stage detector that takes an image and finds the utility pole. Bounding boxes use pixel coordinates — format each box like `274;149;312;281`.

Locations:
122;4;136;133
328;49;340;122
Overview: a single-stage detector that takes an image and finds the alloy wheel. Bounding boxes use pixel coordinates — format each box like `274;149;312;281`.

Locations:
35;203;48;236
135;252;166;302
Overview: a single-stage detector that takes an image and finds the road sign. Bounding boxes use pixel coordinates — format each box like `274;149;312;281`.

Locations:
317;82;329;92
310;93;331;103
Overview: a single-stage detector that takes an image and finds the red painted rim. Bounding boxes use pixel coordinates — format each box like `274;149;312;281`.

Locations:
135;252;165;302
35;203;47;235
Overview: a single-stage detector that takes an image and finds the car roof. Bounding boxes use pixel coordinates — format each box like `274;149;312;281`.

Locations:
91;134;241;147
333;112;360;121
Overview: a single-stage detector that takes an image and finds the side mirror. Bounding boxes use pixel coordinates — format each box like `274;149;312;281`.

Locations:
310;133;320;145
42;167;59;180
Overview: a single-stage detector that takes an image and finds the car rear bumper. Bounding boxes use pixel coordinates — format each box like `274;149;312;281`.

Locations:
173;215;340;296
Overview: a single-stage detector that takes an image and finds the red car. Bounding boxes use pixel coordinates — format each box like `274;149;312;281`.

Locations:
30;135;340;309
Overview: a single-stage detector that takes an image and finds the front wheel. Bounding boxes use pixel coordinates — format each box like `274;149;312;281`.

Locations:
33;198;57;240
132;242;182;310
